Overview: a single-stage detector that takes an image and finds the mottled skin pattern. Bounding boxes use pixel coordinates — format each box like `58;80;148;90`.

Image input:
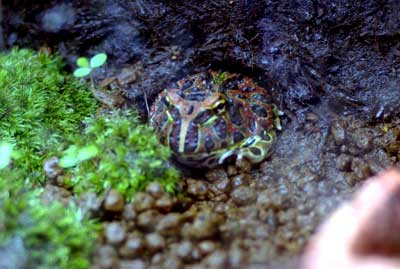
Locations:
150;71;282;168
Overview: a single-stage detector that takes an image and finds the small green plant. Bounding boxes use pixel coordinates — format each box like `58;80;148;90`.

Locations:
73;53;107;91
0;145;99;269
60;109;180;200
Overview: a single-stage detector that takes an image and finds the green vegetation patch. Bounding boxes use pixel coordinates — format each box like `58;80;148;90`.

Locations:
61;109;180;200
0;48;97;181
0;159;99;269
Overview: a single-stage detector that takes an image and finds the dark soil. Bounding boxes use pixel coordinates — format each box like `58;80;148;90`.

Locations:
3;1;400;268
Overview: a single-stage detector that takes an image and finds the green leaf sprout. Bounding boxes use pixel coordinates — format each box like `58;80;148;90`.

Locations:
0;142;13;169
73;53;107;78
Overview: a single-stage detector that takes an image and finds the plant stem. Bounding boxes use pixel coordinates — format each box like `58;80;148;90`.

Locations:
90;74;95;93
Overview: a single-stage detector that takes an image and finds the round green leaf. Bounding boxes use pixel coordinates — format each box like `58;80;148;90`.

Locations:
59;146;79;168
76;57;90;68
77;145;99;162
90;53;107;68
0;142;13;169
73;67;92;78
59;155;78;168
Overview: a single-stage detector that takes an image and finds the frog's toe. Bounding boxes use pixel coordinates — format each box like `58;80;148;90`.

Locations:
237;134;275;164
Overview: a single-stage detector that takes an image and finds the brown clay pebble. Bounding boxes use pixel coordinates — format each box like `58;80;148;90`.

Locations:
119;234;145;259
156;213;182;236
104;189;124;213
231;174;249;188
198;241;217;256
183;210;222;239
137;210;161;231
78;191;102;217
231;186;256;206
96;245;118;269
174;241;194;262
123;203;137;221
134;192;155;212
257;189;285;210
227;165;238;176
119;259;146;269
105;222;126;245
331;122;346;144
205;250;228;269
351;158;371;180
162;256;183;269
155;194;175;212
205;168;229;182
235;158;252;172
146;182;165;198
145;233;165;253
213;177;231;193
336;154;352;171
43;156;62;179
186;179;209;200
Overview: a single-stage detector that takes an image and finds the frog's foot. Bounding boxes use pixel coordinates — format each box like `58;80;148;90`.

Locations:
236;132;276;164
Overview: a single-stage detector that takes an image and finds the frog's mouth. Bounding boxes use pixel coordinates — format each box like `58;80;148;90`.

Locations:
173;133;276;168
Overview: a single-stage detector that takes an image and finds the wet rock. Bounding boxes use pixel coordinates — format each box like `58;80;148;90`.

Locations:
137;210;161;231
134;192;155;212
331;122;346;144
231;186;256;206
43;156;62;179
336;154;352;171
117;68;138;85
186;179;209;200
198;240;217;256
205;168;229;182
145;233;165;253
156;213;182;236
119;234;145;259
104;189;124;213
105;222;126;245
40;184;71;206
119;259;146;269
146;182;165;198
96;245;118;269
183;210;223;240
257;190;286;210
155;194;175;213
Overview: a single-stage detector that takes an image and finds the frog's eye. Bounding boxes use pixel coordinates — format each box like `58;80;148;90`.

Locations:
212;100;226;114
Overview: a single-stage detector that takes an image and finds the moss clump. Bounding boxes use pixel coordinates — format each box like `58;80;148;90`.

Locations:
61;109;180;200
0;169;99;269
0;48;97;181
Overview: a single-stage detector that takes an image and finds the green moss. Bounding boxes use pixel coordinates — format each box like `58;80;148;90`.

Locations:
61;109;180;200
0;48;97;181
0;169;99;269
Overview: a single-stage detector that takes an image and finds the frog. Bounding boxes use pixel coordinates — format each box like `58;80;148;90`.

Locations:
149;71;282;168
